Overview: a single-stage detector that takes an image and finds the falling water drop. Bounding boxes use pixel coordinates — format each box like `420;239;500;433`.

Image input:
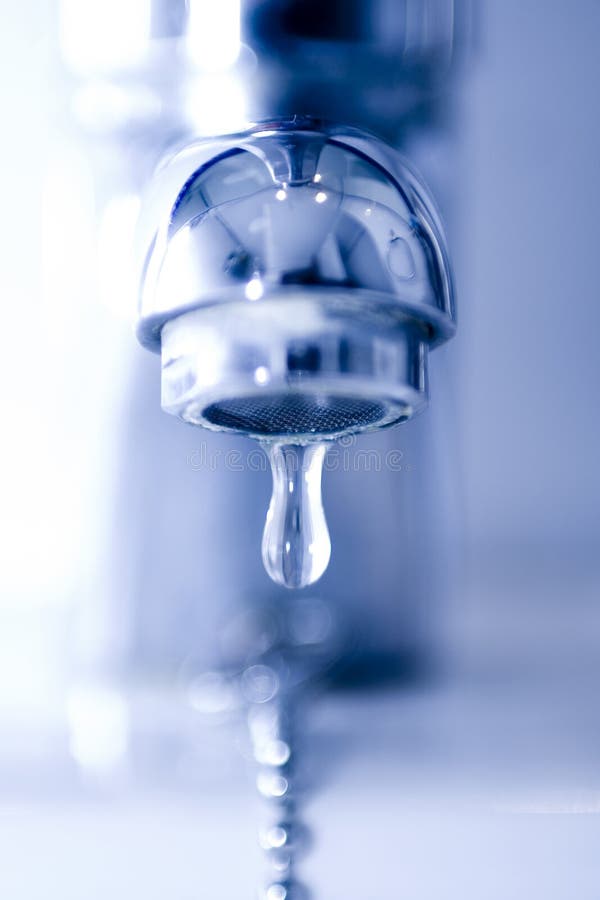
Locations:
262;443;331;589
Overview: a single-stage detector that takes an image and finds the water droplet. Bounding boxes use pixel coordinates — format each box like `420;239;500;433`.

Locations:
262;443;331;589
257;772;289;799
241;665;279;703
269;849;292;874
267;825;289;848
259;824;289;849
261;880;307;900
258;739;291;767
265;885;287;900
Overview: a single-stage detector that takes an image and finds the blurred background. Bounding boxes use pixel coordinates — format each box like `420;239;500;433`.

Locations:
1;1;600;897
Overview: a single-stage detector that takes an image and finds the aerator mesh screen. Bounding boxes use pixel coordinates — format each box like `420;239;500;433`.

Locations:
203;393;386;436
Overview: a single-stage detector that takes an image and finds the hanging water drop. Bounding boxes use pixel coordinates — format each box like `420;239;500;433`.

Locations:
262;443;331;589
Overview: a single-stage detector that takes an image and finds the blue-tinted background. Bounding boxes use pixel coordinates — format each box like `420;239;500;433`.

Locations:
1;1;599;897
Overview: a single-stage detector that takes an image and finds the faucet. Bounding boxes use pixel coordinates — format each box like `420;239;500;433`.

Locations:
135;118;455;588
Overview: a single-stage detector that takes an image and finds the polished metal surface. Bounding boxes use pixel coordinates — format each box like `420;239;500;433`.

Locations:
138;121;454;439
